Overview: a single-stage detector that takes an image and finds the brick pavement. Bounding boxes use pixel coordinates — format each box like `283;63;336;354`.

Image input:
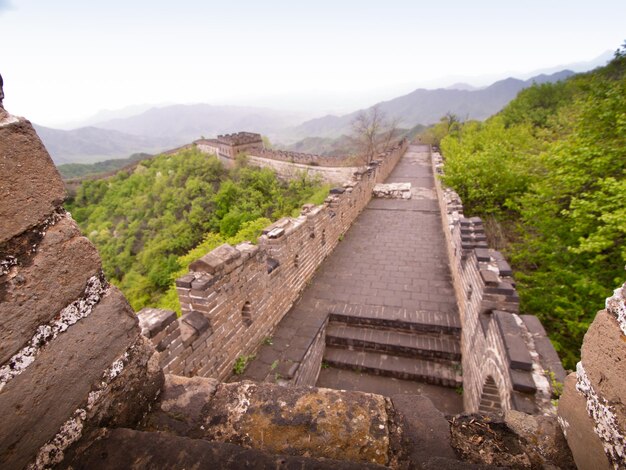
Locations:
242;145;462;410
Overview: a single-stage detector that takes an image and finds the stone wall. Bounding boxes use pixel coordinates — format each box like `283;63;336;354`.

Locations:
250;148;354;167
431;149;565;415
245;153;360;184
558;283;626;469
138;140;408;382
196;141;359;184
0;112;162;469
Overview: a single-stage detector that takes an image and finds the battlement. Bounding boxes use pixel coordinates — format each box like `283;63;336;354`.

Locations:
432;150;565;415
216;131;263;146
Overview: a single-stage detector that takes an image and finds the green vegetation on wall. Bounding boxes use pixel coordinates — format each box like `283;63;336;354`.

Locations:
439;45;626;369
66;148;329;313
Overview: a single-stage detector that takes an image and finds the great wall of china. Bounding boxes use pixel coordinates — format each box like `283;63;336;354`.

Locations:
1;99;625;468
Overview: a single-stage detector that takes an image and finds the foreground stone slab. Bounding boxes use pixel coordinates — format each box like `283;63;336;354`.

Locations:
0;118;66;244
64;427;385;469
558;373;611;469
580;310;626;415
144;379;392;466
0;287;139;470
0;215;101;364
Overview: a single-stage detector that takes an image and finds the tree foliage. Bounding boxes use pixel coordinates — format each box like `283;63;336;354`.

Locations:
67;149;329;312
439;46;626;369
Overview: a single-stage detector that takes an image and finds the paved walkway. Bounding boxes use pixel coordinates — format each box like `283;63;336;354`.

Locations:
243;145;462;412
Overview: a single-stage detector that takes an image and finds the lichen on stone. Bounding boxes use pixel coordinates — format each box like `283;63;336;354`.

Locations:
0;209;64;278
576;362;626;468
0;274;108;391
513;313;554;415
30;342;142;469
27;409;87;470
0;255;17;275
606;283;626;336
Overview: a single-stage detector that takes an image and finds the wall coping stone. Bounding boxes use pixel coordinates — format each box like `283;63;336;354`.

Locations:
181;311;211;335
137;308;177;339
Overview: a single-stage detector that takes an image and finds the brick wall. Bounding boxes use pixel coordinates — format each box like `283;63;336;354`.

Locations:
431;149;565;415
138;140;408;382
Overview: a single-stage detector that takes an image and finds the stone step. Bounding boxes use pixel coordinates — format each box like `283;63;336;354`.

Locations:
326;323;461;361
328;305;461;336
323;346;462;388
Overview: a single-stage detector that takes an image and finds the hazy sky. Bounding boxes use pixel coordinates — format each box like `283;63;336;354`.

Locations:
1;0;624;127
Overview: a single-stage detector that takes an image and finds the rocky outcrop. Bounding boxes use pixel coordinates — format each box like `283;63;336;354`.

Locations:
0;112;163;469
558;283;626;469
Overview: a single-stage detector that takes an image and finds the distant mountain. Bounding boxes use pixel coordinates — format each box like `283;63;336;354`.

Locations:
445;83;480;91
34;125;178;165
93;104;308;142
35;104;308;165
281;70;576;141
57;104;158;130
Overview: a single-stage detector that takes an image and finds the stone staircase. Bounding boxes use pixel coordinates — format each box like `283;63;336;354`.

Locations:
323;305;463;388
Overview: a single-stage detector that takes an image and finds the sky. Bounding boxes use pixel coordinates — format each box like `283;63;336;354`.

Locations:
0;0;624;127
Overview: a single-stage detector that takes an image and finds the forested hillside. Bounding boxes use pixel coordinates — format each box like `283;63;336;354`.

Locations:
66;149;329;312
439;46;626;369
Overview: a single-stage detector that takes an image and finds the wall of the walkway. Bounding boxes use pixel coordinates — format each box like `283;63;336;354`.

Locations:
557;284;626;469
0;114;162;469
197;143;359;184
431;149;565;415
245;153;359;184
138;140;408;382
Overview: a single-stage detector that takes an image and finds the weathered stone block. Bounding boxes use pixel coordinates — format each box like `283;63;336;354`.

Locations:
0;286;139;470
479;269;499;286
510;369;536;393
175;273;195;288
235;241;259;259
0;118;66;244
190;273;215;291
66;427;384;470
581;310;626;408
521;314;566;385
558;373;611;470
181;311;210;335
179;321;198;348
189;243;240;274
137;308;177;339
474;248;491;262
0;215;101;364
144;380;390;466
494;311;533;371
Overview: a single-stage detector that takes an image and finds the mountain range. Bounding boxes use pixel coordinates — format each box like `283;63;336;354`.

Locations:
41;69;577;165
281;70;575;141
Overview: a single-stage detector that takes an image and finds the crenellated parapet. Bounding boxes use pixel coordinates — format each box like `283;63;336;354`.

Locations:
431;149;565;415
138;139;409;382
